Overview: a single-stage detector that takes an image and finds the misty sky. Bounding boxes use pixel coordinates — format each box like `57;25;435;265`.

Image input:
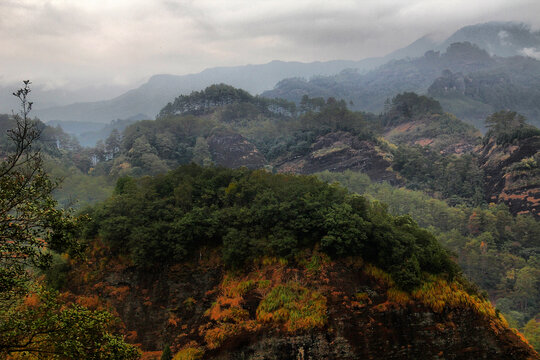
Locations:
1;0;540;91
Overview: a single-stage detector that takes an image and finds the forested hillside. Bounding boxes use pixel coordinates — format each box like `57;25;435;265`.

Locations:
0;114;115;209
44;84;538;215
263;42;540;130
3;83;539;358
4;1;540;356
81;87;490;207
65;165;536;358
0;84;139;360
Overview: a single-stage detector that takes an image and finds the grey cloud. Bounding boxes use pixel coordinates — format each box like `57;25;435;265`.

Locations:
521;47;540;59
0;1;92;38
1;0;540;92
160;0;218;37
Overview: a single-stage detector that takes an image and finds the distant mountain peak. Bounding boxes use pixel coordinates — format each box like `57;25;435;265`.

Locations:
441;21;540;57
386;21;540;62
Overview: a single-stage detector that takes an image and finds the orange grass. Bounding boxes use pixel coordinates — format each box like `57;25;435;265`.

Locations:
256;282;327;332
412;278;509;331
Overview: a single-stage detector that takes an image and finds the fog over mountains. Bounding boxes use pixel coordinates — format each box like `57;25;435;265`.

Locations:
32;59;381;124
4;22;540;128
385;21;540;60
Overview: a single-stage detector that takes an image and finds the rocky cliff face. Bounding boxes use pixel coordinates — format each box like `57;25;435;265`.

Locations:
479;136;540;218
205;129;399;184
381;107;482;156
207;130;267;169
200;125;539;219
276;131;398;184
383;117;481;155
65;244;538;360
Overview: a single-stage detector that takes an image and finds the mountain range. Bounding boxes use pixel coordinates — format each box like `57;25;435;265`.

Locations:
13;22;535;129
264;41;540;130
385;21;540;60
31;60;380;124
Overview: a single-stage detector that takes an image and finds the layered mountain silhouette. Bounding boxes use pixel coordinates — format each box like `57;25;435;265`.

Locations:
32;60;380;124
264;41;540;130
21;22;540;130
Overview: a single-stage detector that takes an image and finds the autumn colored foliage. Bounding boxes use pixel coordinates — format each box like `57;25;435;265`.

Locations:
256;282;327;332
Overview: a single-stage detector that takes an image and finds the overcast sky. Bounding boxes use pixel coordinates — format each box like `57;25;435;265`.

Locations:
1;0;540;92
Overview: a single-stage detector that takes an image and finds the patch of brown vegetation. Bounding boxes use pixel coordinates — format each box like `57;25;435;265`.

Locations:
64;244;538;359
415;138;434;146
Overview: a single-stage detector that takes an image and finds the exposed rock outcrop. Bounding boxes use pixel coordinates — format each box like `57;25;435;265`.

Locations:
277;131;398;184
479;136;540;218
207;129;267;169
382;115;481;155
65;245;538;360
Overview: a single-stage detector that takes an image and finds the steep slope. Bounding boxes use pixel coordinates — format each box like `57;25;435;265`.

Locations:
381;92;482;154
65;246;538;360
207;128;267;170
64;166;538;359
276;131;397;184
479;126;540;218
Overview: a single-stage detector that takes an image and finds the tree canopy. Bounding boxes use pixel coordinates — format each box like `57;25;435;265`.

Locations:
485;110;540;145
0;82;140;360
84;164;458;291
158;83;296;118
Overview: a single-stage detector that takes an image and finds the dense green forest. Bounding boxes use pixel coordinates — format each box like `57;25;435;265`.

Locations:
2;83;539;354
83;165;457;291
78;86;484;206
